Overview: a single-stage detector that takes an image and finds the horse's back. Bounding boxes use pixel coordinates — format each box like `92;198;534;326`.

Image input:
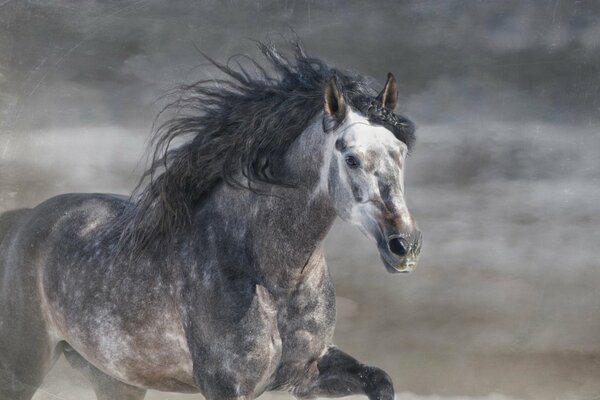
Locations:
21;192;129;244
1;192;128;268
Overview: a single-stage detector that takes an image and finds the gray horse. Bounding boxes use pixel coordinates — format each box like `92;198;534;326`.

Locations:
0;42;421;400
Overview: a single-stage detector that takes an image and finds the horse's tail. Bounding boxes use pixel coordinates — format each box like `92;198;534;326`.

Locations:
0;208;32;251
0;209;31;291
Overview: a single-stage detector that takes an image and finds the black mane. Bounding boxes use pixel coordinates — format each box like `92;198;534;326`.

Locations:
116;41;415;255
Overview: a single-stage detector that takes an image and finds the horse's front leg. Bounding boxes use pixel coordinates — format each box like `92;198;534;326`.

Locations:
294;346;394;400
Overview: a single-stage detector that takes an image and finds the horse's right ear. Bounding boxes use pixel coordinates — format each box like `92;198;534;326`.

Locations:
324;76;346;121
377;72;398;110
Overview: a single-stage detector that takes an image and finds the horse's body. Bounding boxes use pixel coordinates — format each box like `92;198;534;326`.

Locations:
0;43;421;400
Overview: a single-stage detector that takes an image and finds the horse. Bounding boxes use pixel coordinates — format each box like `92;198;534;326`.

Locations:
0;41;422;400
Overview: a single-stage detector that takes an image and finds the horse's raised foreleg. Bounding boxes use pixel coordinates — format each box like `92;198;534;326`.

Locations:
63;345;146;400
293;346;394;400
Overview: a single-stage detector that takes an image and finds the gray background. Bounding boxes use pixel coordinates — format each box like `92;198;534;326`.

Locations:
1;1;599;399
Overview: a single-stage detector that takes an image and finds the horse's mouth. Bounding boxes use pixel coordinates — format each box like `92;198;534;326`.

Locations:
382;258;418;273
378;248;419;274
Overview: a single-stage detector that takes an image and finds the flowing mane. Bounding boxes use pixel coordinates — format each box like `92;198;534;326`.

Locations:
116;40;416;255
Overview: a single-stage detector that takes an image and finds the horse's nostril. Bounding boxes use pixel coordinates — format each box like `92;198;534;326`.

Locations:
388;237;408;257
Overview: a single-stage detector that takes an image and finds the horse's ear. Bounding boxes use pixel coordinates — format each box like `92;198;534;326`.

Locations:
377;72;398;110
324;76;346;121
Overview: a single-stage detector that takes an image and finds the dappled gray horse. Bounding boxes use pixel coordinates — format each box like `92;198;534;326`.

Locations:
0;42;421;400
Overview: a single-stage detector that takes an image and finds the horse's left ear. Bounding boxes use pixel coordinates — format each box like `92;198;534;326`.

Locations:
377;72;398;110
324;76;347;121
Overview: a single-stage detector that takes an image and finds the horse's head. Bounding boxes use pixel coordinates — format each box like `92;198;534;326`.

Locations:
322;73;422;273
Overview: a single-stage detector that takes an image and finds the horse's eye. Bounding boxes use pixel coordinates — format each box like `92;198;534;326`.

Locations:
345;155;360;169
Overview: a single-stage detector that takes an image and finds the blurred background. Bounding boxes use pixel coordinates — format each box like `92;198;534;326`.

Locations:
1;1;600;399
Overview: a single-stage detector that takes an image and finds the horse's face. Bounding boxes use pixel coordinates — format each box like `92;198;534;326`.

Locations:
322;75;422;273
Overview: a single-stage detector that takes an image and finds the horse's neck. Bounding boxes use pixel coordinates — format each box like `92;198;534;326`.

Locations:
191;118;337;286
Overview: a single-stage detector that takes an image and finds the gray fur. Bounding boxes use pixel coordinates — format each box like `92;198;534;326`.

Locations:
0;43;421;400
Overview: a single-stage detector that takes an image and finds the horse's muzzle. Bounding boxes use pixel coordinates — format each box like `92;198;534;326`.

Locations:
380;231;422;273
